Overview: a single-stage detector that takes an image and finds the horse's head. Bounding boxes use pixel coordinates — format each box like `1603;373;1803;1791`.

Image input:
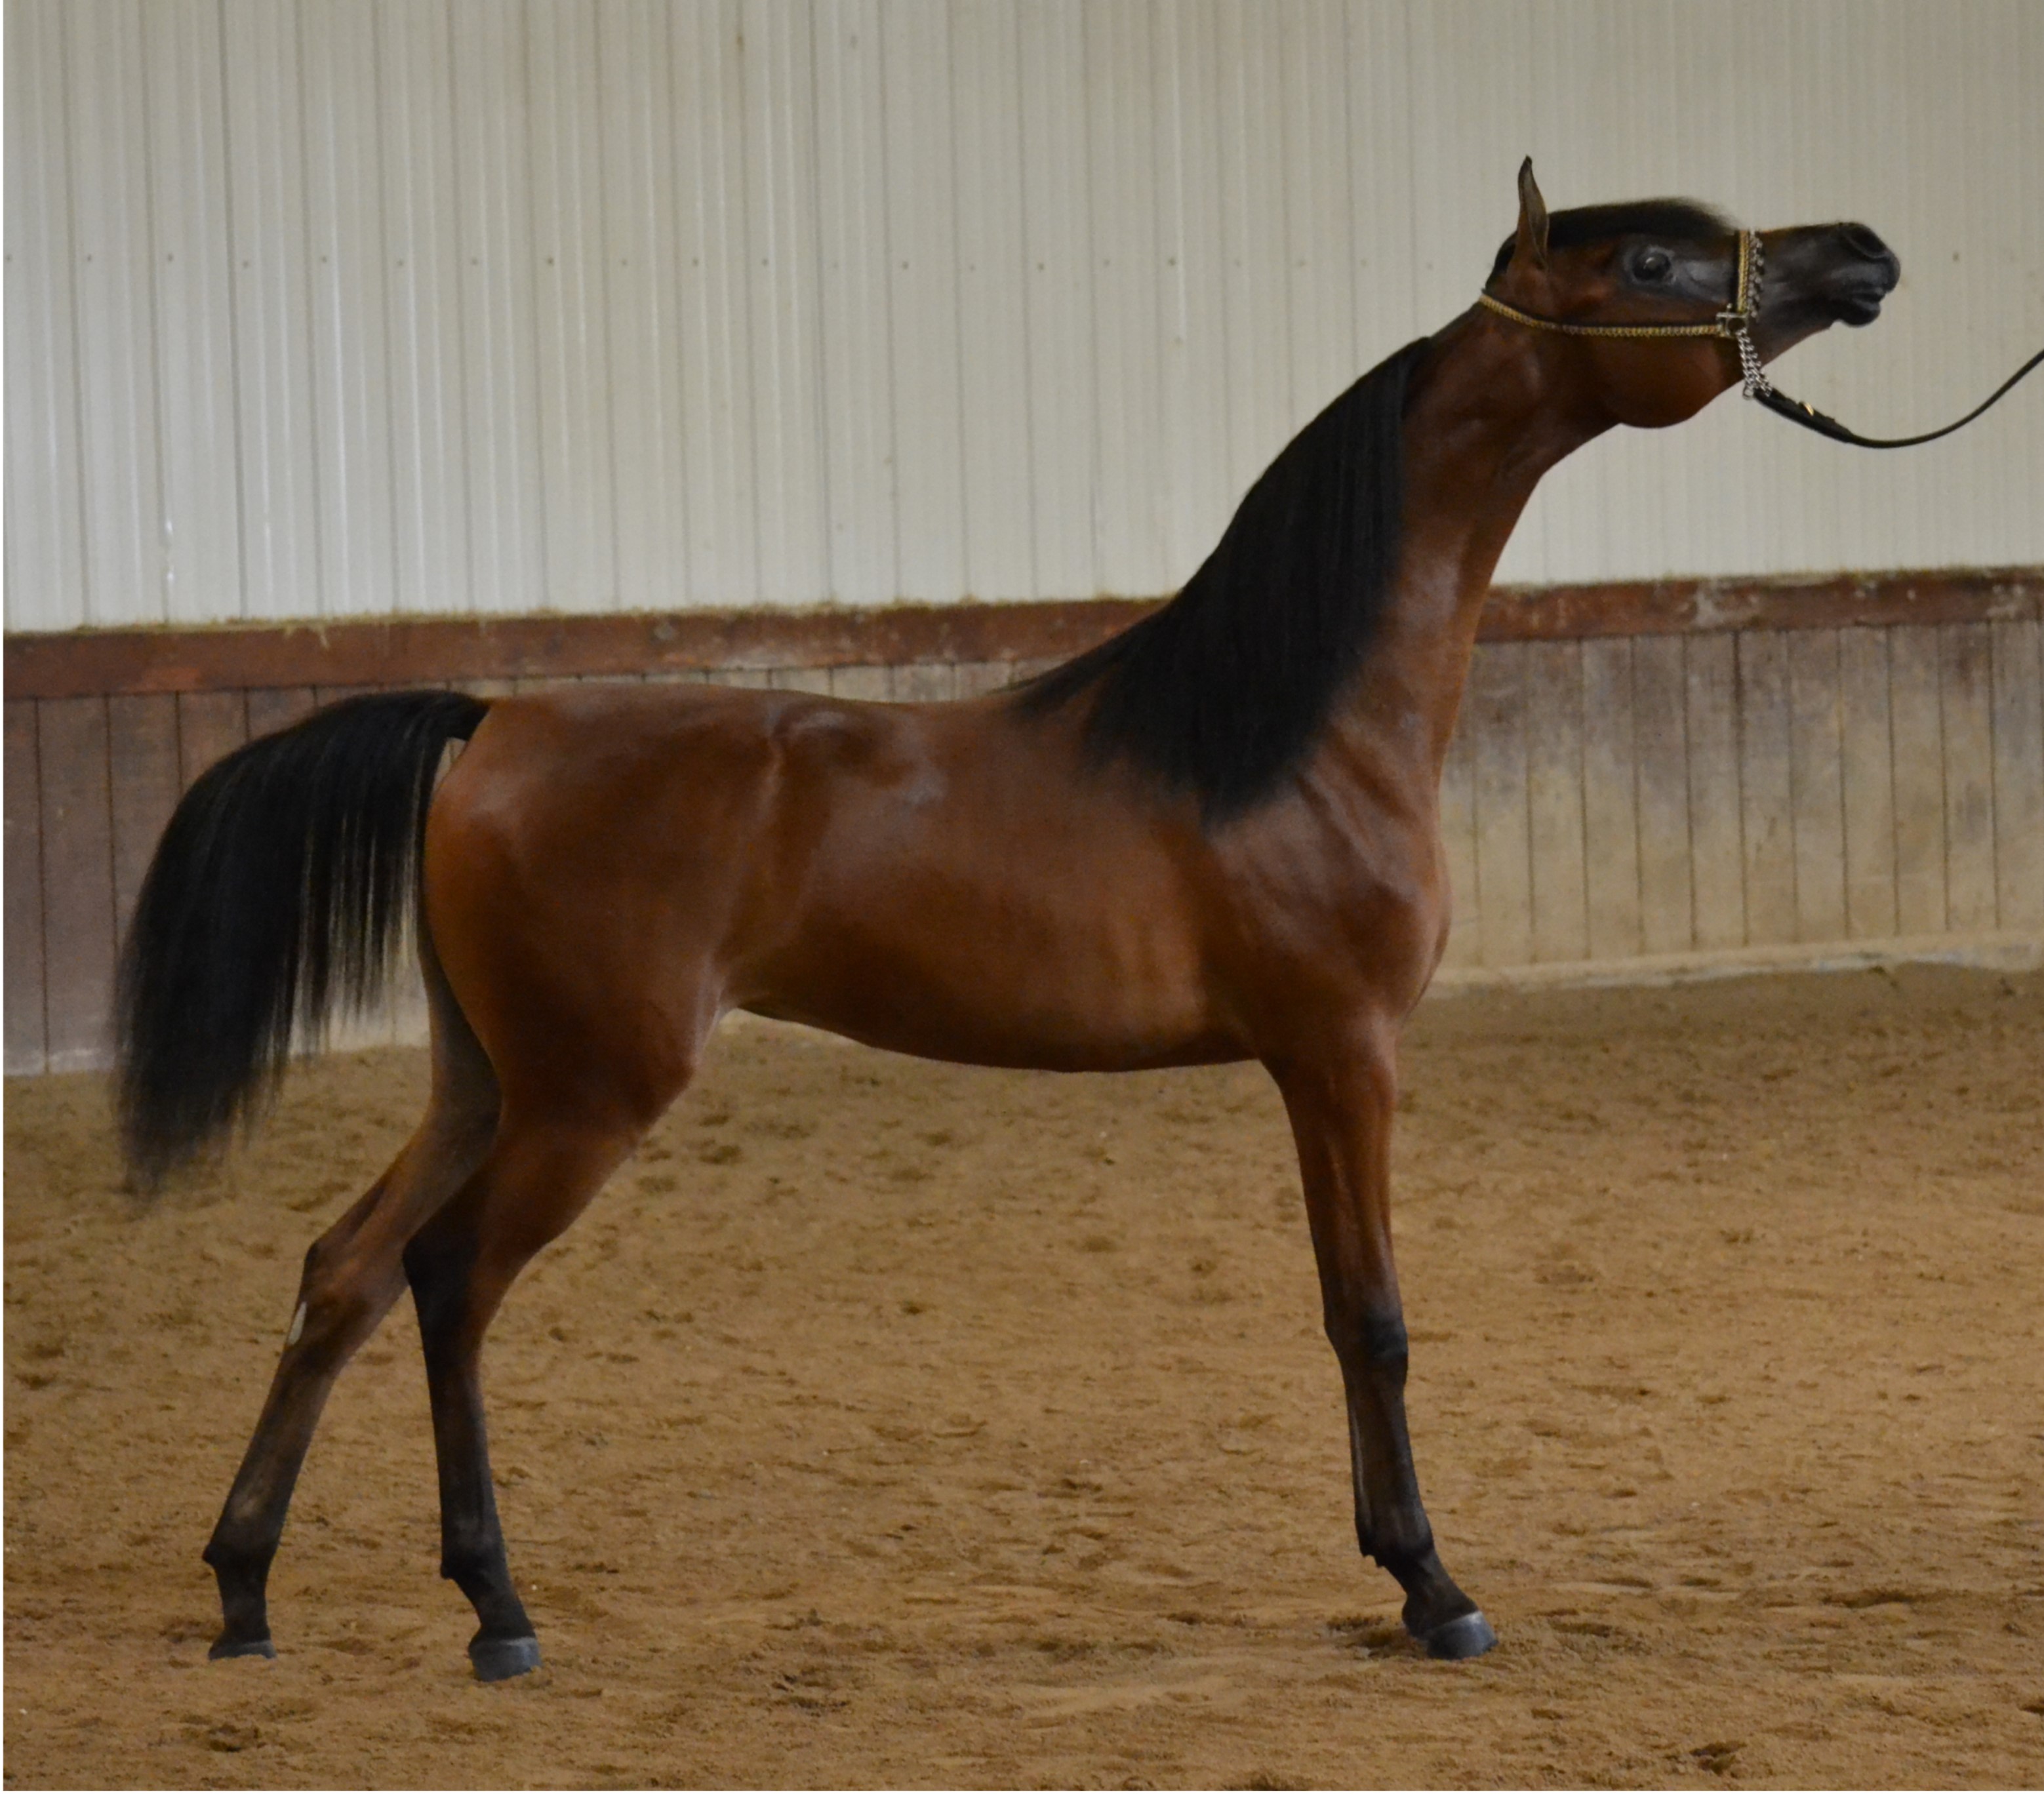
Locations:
1485;160;1900;429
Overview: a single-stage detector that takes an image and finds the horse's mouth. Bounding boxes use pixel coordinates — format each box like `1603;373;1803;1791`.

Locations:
1830;288;1889;328
1826;253;1900;328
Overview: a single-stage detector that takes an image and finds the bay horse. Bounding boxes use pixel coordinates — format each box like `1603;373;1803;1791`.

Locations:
117;163;1901;1679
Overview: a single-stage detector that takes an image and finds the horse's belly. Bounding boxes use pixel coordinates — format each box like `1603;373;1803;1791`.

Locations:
739;984;1241;1073
731;877;1237;1073
736;987;1244;1071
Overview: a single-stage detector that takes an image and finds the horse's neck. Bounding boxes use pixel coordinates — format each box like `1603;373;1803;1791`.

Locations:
1329;321;1608;791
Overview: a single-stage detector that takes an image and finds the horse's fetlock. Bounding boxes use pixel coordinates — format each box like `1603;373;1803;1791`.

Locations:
1370;1521;1438;1576
440;1534;506;1589
203;1530;275;1586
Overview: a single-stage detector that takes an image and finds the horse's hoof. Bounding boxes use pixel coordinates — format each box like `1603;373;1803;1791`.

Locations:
209;1633;277;1662
469;1633;542;1682
1419;1609;1498;1660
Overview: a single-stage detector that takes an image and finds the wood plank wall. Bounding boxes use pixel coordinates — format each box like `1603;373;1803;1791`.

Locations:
7;581;2043;1075
1433;622;2043;974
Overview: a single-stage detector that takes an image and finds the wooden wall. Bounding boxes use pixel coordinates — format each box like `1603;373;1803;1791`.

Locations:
1434;621;2043;974
6;573;2042;1076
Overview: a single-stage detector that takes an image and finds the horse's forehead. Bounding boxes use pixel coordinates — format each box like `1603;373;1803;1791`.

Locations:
1547;199;1740;249
1491;199;1736;280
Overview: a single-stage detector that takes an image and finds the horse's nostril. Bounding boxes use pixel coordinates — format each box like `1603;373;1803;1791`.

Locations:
1839;223;1893;265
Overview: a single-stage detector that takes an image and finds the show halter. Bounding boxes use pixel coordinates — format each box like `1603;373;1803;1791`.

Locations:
1477;229;2044;450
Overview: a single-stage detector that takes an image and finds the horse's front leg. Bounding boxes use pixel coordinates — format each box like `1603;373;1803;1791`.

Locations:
1272;1030;1495;1659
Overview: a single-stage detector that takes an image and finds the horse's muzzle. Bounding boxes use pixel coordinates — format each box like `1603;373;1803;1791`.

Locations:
1824;222;1900;326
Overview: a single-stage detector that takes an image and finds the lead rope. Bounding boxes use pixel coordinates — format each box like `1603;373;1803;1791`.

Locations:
1478;228;2044;450
1748;346;2044;449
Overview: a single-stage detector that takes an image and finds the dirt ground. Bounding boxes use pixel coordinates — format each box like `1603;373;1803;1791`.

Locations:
5;965;2042;1789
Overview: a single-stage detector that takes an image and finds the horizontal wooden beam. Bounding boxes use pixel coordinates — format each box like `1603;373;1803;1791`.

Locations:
6;569;2037;701
1476;567;2041;641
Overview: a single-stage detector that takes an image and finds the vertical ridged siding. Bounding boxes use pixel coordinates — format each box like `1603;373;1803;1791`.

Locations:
7;0;2042;631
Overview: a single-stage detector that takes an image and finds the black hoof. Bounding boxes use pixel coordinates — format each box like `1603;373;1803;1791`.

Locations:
1418;1608;1498;1660
469;1632;542;1682
209;1633;277;1662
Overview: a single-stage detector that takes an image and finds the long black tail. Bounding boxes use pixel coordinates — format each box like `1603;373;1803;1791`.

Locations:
116;688;489;1187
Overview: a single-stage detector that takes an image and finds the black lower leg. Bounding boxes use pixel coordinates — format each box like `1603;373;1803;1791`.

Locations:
201;1180;407;1659
202;1293;388;1655
201;1356;355;1659
437;1415;538;1680
203;1536;279;1659
203;1399;300;1658
408;1237;539;1681
445;1521;540;1681
201;1363;343;1660
1283;1048;1496;1662
1338;1327;1494;1660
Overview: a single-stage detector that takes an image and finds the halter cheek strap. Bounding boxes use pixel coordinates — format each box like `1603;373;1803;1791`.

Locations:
1477;229;2044;450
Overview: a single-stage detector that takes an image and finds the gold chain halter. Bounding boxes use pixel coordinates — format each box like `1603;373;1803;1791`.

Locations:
1477;230;1771;396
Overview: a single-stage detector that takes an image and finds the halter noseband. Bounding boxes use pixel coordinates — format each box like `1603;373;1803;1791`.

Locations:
1475;228;2044;450
1477;230;1771;399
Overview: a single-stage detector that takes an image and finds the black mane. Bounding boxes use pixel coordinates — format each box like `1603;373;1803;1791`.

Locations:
1015;338;1430;822
1487;197;1736;282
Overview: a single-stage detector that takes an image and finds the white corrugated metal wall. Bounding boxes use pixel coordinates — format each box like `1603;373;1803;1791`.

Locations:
7;0;2042;633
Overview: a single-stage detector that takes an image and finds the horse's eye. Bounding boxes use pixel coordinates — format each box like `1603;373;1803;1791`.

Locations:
1634;248;1673;281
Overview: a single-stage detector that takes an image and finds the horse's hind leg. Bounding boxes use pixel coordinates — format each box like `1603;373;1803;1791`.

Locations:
201;947;499;1660
403;1098;656;1680
202;1071;496;1658
1273;1030;1496;1660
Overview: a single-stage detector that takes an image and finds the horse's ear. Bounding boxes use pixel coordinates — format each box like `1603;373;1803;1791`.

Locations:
1514;157;1550;270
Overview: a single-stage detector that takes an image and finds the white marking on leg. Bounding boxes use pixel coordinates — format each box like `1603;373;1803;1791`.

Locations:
285;1302;307;1347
